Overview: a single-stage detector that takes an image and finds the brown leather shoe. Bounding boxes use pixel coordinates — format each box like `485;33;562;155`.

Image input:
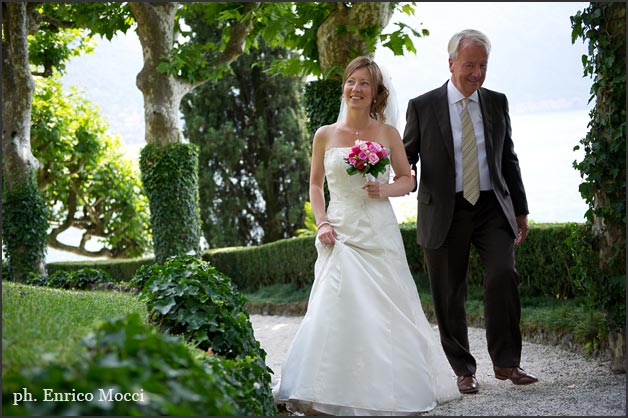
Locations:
494;367;539;385
457;375;479;394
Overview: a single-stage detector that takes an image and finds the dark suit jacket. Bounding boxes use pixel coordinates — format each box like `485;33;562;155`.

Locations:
403;81;529;249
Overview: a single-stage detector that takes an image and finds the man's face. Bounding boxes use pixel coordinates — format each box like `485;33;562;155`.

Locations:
449;40;488;97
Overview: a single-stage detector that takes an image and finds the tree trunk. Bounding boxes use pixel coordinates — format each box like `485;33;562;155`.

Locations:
129;3;199;263
591;3;626;276
130;2;190;146
593;2;626;374
2;2;47;280
2;3;38;187
317;2;395;79
129;2;258;145
128;3;258;261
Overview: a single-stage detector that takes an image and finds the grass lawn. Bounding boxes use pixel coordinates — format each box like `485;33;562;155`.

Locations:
2;281;148;375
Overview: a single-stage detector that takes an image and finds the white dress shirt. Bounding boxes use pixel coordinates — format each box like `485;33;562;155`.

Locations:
447;81;493;193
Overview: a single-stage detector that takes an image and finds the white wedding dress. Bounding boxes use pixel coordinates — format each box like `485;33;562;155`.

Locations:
276;147;460;416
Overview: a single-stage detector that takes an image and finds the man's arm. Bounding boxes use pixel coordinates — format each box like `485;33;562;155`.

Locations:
402;98;421;192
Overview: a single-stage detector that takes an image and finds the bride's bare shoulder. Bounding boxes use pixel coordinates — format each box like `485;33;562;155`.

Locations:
375;121;401;148
313;123;341;143
315;123;339;136
312;123;337;151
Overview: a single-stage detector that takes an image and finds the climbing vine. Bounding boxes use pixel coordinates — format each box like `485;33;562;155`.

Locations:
570;2;625;369
570;2;626;275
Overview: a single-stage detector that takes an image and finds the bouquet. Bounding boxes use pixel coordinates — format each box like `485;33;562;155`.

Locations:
344;140;390;180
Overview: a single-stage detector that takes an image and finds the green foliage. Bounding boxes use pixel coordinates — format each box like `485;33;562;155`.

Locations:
204;236;317;291
28;27;95;75
47;257;154;283
134;255;264;360
2;259;9;281
2;313;239;416
36;2;133;42
160;2;262;82
131;254;277;415
403;222;591;299
31;75;152;258
202;354;278;416
304;78;343;133
295;201;317;237
570;2;626;338
26;3;132;77
181;34;310;247
509;223;588;298
243;283;312;305
380;20;429;56
2;175;48;282
264;2;423;79
169;3;422;81
570;2;626;267
139;144;202;264
24;267;129;292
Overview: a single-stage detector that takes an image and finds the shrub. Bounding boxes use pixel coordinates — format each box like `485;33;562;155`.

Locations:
2;314;242;416
24;267;129;291
132;254;277;415
47;257;154;283
202;354;279;416
134;254;266;360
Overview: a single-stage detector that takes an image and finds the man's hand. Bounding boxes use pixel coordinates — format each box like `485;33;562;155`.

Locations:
515;214;529;245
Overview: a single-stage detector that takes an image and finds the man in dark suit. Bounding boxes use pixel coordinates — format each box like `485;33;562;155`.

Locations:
402;29;538;394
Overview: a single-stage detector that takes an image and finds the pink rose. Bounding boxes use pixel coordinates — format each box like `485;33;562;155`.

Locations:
368;152;380;164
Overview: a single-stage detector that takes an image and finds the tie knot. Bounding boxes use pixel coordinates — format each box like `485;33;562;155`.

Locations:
462;97;470;108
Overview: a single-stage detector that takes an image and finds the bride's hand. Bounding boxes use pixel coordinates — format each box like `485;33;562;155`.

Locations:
317;223;337;248
362;180;384;199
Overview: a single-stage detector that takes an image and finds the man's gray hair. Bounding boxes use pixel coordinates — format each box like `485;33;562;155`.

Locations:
448;29;491;60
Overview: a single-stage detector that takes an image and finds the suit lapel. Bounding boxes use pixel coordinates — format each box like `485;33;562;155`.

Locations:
434;82;454;163
478;88;495;166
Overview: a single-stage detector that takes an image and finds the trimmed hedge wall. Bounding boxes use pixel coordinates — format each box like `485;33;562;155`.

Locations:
46;223;594;300
203;222;593;299
46;257;153;283
204;236;317;290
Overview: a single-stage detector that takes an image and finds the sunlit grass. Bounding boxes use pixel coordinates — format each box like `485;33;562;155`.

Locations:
2;281;148;375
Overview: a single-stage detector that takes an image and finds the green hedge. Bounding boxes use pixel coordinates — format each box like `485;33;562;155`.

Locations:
203;236;317;290
46;223;596;300
46;257;153;283
203;222;594;299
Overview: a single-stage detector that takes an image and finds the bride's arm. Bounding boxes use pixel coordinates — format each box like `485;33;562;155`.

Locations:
310;127;338;246
309;128;328;226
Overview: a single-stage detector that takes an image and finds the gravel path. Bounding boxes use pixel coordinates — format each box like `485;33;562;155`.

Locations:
250;314;626;416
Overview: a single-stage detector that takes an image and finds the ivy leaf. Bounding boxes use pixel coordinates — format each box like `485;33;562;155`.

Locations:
154;297;177;315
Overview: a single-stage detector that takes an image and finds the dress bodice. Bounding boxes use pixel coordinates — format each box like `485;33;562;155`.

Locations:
322;147;401;255
324;147;391;203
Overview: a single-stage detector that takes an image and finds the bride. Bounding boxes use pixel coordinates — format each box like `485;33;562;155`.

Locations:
274;56;460;416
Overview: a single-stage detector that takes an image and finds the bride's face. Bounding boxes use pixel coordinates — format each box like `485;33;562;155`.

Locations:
343;67;373;112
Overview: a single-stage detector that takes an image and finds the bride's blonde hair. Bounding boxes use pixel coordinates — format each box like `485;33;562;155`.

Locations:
342;56;389;122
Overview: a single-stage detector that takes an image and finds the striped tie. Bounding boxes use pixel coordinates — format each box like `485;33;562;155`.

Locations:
461;98;480;205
